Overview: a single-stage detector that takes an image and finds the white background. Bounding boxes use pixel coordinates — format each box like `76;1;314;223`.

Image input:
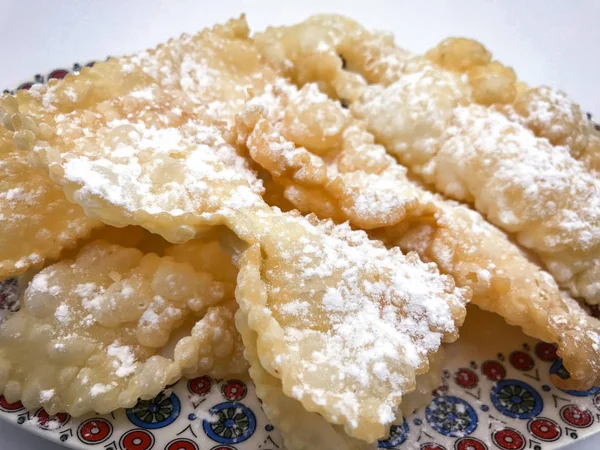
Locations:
0;0;599;449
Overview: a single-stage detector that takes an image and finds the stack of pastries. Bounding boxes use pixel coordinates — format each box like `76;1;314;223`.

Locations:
0;14;598;449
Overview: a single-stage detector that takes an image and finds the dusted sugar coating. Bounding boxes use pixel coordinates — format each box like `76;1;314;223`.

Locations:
0;240;233;416
253;15;600;305
428;105;600;303
235;304;374;450
0;15;278;245
249;84;600;389
33;86;265;243
0;124;101;279
253;15;515;107
502;86;600;173
122;15;278;125
236;240;448;450
238;81;438;229
377;201;600;389
235;209;468;442
0;16;274;126
350;69;470;175
347;46;599;306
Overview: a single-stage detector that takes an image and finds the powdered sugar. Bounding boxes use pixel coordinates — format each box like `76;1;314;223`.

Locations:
42;89;266;242
39;389;55;402
180;55;224;94
340;168;421;223
353;62;470;168
54;304;72;324
74;282;99;299
509;86;580;132
432;105;600;299
107;343;137;377
29;272;61;297
90;383;115;397
243;210;467;438
139;303;161;327
348;54;599;302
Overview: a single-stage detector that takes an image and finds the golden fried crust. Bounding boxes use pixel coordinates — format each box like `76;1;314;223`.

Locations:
238;81;438;230
425;37;516;105
258;17;600;305
0;127;102;279
0;238;240;416
235;298;374;450
379;201;600;389
0;16;275;244
234;209;467;442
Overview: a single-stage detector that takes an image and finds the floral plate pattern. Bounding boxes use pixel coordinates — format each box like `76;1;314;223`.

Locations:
2;65;600;450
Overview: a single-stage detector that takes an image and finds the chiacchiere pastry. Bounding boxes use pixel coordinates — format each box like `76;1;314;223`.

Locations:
249;14;600;390
253;14;600;307
0;12;598;450
0;124;102;279
0;15;469;449
0;238;242;416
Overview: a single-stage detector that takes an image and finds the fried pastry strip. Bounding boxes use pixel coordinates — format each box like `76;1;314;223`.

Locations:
0;16;274;128
30;86;265;243
237;81;438;229
0;17;470;443
235;305;372;450
377;202;600;389
0;239;238;416
254;15;600;305
0;123;101;279
240;75;600;389
424;105;600;303
174;300;247;379
0;16;281;245
166;237;246;378
234;209;467;442
254;15;515;106
352;75;599;304
236;301;444;450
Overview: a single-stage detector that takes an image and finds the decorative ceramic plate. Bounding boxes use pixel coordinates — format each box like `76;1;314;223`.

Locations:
2;65;600;450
